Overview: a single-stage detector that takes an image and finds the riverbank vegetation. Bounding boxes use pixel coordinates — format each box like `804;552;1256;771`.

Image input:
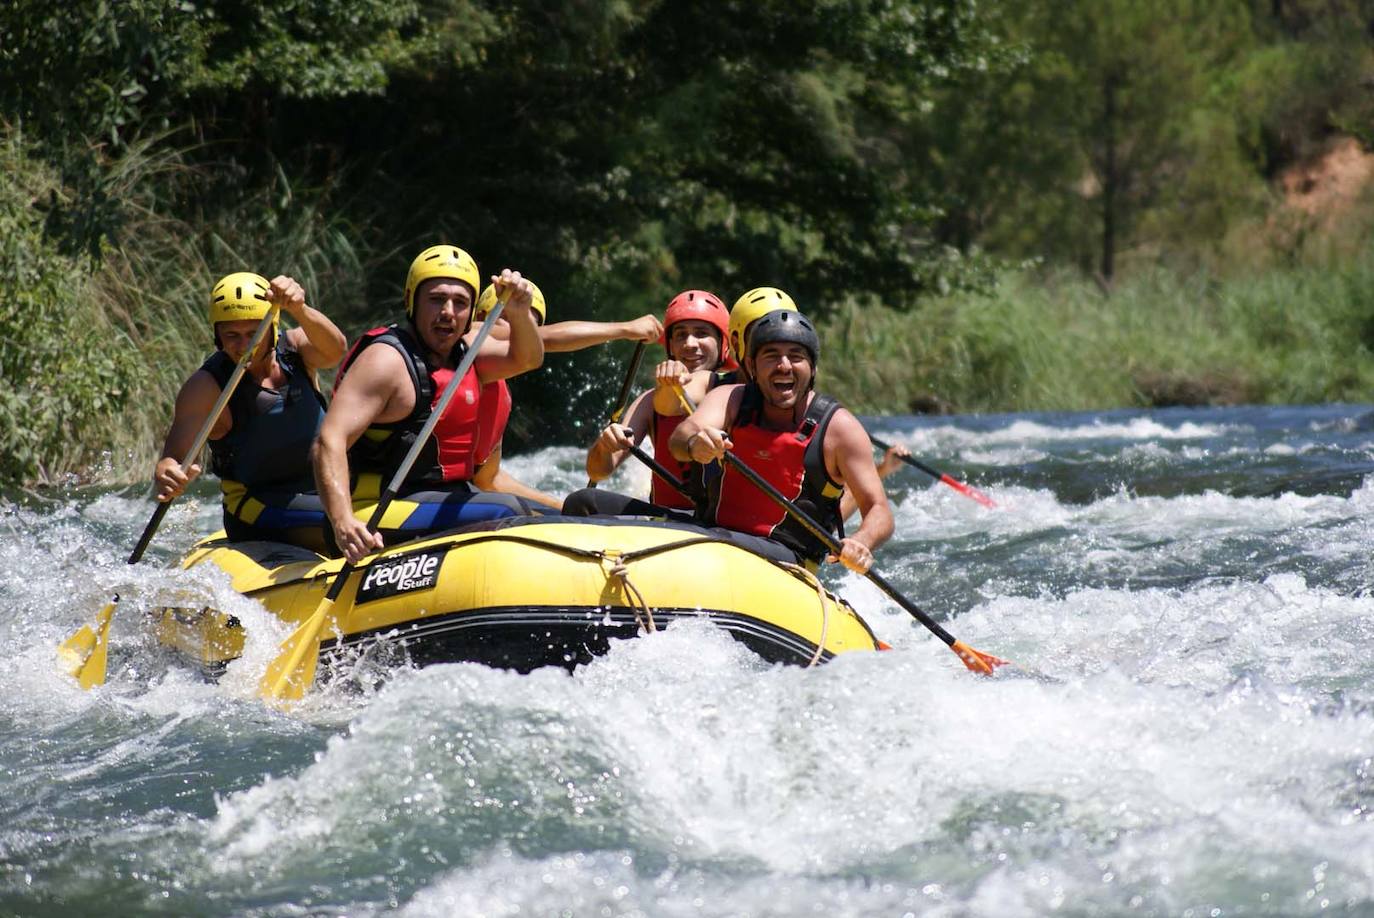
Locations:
2;1;1373;483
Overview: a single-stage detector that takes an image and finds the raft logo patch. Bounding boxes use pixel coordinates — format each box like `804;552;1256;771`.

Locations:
356;547;448;605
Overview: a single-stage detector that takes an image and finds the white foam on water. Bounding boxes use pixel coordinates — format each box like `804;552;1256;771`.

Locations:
174;585;1374;915
874;416;1242;456
6;406;1374;915
884;473;1374;549
398;848;943;918
957;446;1050;466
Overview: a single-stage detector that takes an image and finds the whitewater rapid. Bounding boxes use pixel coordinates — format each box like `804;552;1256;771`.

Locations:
2;404;1372;916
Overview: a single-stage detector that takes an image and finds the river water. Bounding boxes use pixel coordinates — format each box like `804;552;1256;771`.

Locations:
3;404;1373;917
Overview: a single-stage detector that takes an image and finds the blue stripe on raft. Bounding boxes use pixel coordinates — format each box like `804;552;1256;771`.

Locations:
386;492;527;531
253;506;330;527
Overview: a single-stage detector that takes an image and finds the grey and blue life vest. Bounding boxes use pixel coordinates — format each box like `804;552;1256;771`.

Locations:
203;340;326;494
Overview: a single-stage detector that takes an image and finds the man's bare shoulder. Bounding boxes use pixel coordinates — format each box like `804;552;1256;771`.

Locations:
820;404;870;452
336;337;406;390
178;367;222;402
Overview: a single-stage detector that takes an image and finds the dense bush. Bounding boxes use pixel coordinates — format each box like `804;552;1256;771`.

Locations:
0;133;141;482
822;257;1374;415
2;1;1373;483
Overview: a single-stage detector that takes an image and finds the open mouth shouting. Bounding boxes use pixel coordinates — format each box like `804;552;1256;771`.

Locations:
767;372;799;402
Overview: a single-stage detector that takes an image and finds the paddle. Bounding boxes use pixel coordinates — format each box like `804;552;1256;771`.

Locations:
586;341;648;488
671;384;1007;675
258;296;509;702
868;434;997;509
626;444;687;496
58;305;281;688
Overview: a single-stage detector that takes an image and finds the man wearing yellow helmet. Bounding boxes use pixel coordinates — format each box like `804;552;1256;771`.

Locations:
466;282;665;511
153;272;347;550
315;245;545;563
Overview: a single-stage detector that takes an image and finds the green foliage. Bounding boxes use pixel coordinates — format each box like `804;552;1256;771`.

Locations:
2;1;1374;482
822;256;1374;415
176;0;498;98
0;131;138;482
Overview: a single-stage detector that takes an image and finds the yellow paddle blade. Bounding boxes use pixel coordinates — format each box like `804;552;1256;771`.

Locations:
258;596;336;703
57;599;118;689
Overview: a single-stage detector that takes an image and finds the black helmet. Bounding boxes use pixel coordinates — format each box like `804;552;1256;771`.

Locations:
746;309;819;367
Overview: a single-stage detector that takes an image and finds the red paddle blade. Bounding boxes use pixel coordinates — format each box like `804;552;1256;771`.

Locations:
951;640;1009;675
940;474;997;509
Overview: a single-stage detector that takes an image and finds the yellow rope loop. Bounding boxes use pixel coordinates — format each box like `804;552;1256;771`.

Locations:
669;382;695;416
600;551;657;634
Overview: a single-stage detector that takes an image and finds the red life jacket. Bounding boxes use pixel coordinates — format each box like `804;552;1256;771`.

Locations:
646;370;733;512
711;387;843;563
475;379;512;466
334;324;483;486
650;411;695;510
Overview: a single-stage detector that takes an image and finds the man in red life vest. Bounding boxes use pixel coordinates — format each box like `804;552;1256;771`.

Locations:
314;245;544;563
467;282;665;510
562;289;736;520
670;309;893;572
726;286;909;524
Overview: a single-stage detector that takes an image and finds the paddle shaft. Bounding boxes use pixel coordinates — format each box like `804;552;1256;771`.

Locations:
610;342;647;424
587;342;649;489
132;306;282;564
718;450;961;649
868;434;996;509
627;444;687;495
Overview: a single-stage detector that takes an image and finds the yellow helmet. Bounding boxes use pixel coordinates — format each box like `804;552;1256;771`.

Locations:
729;287;797;366
209;272;274;327
403;245;480;317
476;280;547;325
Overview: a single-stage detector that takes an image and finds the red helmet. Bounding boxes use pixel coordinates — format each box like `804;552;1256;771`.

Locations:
662;289;736;370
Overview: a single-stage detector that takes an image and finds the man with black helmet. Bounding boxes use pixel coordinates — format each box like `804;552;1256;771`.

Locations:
669;308;893;573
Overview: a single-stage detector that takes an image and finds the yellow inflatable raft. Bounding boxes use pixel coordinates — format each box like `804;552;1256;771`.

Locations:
154;516;882;675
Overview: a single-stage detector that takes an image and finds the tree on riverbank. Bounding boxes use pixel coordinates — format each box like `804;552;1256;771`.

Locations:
1;0;1372;483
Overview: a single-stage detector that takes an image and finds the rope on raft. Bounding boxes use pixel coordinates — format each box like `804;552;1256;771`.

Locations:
321;531;846;659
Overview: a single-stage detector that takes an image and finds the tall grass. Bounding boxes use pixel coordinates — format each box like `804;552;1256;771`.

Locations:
6;121;1374;486
822;257;1374;415
0;126;372;485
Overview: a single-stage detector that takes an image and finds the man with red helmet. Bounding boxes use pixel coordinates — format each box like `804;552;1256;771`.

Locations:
562;289;735;520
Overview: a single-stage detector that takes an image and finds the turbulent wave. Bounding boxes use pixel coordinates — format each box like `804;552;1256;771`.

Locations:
3;404;1374;916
